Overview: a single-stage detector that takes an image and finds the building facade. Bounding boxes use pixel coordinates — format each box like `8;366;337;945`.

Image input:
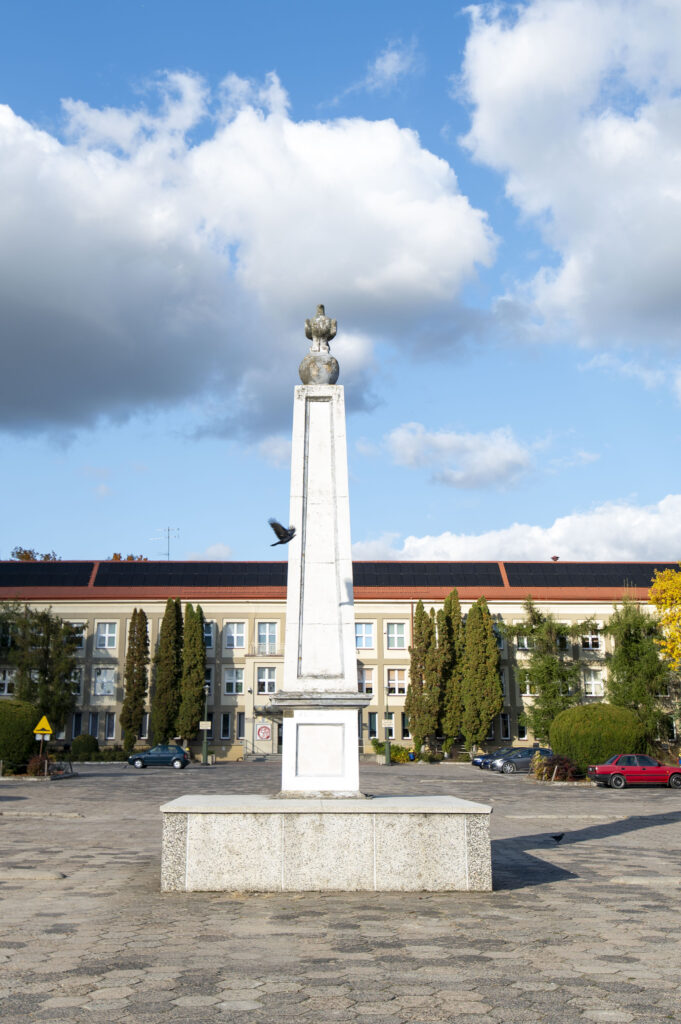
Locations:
0;559;678;757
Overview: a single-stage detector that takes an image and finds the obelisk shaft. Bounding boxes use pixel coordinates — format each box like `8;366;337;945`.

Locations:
275;306;368;797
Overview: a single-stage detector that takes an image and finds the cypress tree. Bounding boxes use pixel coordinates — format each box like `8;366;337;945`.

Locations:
150;598;183;744
176;604;207;743
120;609;149;754
441;589;465;743
460;597;502;754
405;600;436;751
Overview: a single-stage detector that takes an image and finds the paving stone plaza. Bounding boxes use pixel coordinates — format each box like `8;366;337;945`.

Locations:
1;761;680;1024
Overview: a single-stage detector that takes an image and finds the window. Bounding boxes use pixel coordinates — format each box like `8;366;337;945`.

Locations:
637;755;658;767
257;667;276;694
384;711;394;739
236;712;245;740
204;666;213;698
500;670;507;698
105;712;116;741
225;622;245;649
656;684;670;698
517;635;534;651
70;668;83;697
221;712;232;740
95;622;117;649
386;668;407;695
72;712;82;738
88;712;99;738
485;721;495;741
557;634;570;651
355;622;374;649
357;666;373;694
500;713;510;740
224;668;244;695
203;621;215;650
386;623;406;649
520;677;538;696
401;713;411;740
93;667;115;696
581;629;601;651
257;622;277;655
69;622;85;650
583;669;604;697
518;722;527;740
493;626;504;651
206;712;213;740
0;669;14;696
368;712;377;739
140;712;149;740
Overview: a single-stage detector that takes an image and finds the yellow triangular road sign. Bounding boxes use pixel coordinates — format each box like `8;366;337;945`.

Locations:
34;715;53;735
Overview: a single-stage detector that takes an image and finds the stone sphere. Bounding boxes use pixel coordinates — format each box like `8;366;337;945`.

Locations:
298;352;339;385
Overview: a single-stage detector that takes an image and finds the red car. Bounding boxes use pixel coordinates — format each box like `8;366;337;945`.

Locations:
588;754;681;789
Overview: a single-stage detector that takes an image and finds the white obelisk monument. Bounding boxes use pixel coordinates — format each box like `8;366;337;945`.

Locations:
160;305;493;892
274;304;369;797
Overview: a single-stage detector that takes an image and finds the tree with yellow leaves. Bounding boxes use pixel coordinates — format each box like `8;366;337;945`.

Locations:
649;564;681;669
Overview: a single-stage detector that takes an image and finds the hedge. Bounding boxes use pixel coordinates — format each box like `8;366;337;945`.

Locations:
549;703;645;773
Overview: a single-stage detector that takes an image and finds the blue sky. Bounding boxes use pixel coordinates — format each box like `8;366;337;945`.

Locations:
2;0;681;562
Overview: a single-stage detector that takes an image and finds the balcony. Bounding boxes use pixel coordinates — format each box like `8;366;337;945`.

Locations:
246;644;284;658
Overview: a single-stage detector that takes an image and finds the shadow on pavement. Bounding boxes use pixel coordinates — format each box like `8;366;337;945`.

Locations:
492;809;681;891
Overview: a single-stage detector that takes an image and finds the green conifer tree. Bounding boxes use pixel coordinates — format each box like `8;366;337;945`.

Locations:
506;598;585;743
150;598;183;744
440;589;466;743
176;604;207;743
606;598;671;746
120;609;149;754
11;606;79;730
460;597;502;754
405;600;436;751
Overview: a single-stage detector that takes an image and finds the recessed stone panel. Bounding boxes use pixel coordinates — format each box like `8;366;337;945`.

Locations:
282;813;374;890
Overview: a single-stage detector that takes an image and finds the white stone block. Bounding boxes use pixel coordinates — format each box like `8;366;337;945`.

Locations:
161;795;493;893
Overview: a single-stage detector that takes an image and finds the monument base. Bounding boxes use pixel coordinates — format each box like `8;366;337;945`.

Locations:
161;794;492;892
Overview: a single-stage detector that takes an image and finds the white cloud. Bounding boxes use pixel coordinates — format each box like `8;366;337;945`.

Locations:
579;353;666;390
386;422;532;488
364;40;422;92
0;71;495;436
255;434;292;468
353;494;681;561
185;542;232;560
462;0;681;350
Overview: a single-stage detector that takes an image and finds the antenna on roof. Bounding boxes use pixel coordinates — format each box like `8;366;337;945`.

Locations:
149;527;180;560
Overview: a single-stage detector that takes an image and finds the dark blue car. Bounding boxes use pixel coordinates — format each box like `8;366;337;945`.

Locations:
473;746;515;769
128;744;190;769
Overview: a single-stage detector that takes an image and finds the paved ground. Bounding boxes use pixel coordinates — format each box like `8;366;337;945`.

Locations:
1;761;680;1024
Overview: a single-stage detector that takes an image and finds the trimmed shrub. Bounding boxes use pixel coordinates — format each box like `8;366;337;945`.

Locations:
70;733;99;758
388;745;411;763
530;751;581;781
26;755;49;777
0;700;37;772
550;703;645;773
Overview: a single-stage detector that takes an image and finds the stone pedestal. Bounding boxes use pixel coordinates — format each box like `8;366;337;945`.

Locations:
161;794;493;892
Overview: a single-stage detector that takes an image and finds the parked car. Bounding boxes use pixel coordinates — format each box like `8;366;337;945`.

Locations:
472;746;516;769
490;747;553;774
587;754;681;789
128;744;190;769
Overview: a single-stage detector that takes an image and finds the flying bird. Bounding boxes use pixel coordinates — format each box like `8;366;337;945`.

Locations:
551;833;565;844
268;519;296;546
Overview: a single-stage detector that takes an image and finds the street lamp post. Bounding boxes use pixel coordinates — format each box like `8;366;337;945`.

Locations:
201;683;210;767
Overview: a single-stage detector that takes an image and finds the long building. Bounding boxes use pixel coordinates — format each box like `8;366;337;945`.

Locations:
0;559;678;757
